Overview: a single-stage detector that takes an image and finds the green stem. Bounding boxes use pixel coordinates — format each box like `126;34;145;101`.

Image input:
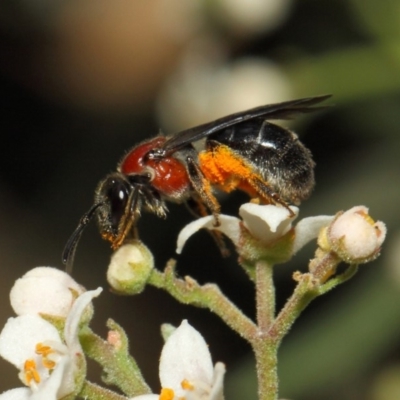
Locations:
148;260;257;341
251;273;318;400
318;264;359;295
256;264;359;398
80;324;151;398
79;380;128;400
252;338;279;400
255;260;275;331
268;274;318;344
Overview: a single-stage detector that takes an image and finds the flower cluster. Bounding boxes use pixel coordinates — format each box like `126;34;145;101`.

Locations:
0;268;224;400
177;203;334;263
0;267;102;399
0;203;386;400
177;203;386;268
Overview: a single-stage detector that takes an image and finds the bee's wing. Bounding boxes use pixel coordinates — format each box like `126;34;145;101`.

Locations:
162;94;331;153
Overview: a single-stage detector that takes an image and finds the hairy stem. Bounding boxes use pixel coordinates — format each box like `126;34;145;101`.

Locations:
148;260;257;341
79;381;128;400
80;323;151;398
255;260;275;332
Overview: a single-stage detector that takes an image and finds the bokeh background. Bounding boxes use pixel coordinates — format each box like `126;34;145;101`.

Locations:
0;0;399;399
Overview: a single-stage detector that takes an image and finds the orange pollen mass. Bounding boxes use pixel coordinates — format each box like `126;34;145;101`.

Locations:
199;145;261;197
159;387;175;400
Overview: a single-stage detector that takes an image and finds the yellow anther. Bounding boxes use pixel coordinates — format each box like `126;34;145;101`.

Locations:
181;379;194;390
35;342;57;370
35;343;54;357
23;359;41;385
42;359;56;369
159;387;175;400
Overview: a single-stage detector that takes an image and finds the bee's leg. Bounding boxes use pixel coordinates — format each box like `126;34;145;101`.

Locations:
131;225;140;240
184;157;230;257
185;196;230;258
184;195;209;219
249;175;294;217
185;156;221;226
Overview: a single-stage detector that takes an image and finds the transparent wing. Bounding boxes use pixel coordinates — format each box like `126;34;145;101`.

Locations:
162;94;332;153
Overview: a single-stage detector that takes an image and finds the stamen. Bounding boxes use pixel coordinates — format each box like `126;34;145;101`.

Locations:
36;343;54;357
42;358;56;369
181;379;194;390
159;387;175;400
23;359;41;386
35;342;57;370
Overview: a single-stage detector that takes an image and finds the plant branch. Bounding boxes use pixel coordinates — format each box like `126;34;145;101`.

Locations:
148;260;257;341
80;321;151;398
79;380;128;400
255;260;275;332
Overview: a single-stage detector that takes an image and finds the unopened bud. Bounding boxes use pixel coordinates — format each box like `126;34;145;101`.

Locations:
10;267;84;318
320;206;386;264
107;241;154;295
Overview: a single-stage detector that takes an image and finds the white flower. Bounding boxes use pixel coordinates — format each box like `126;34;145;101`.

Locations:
177;203;333;256
239;203;298;244
0;285;102;399
131;320;225;400
10;267;84;317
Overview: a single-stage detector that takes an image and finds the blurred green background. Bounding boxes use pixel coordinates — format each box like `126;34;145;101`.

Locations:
0;0;399;399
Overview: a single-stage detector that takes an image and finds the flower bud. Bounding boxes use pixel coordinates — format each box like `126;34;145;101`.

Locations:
320;206;386;263
10;267;84;318
107;241;154;295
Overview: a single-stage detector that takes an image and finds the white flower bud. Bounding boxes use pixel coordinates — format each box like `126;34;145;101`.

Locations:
10;267;84;318
325;206;386;263
107;241;154;295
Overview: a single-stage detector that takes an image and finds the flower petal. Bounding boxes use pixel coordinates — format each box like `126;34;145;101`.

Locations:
208;362;226;400
63;287;102;349
31;356;69;400
10;267;84;317
0;388;30;400
176;215;240;253
58;287;102;398
239;204;298;243
292;215;334;254
159;320;213;396
0;315;61;368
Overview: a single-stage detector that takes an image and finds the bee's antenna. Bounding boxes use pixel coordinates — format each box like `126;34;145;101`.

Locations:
62;202;104;274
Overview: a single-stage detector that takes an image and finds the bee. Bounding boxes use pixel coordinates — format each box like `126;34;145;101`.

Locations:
63;95;330;271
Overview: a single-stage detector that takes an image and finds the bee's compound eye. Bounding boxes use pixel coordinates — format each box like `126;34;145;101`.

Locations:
96;175;131;235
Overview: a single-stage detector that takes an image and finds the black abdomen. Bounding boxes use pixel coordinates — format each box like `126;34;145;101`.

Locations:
208;119;315;204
